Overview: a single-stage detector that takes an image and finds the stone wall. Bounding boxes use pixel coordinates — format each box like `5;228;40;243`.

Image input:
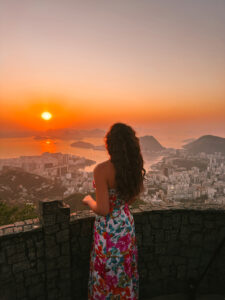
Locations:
0;200;225;299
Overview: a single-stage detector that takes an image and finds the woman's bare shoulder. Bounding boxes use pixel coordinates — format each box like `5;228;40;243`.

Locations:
94;160;115;175
94;160;111;172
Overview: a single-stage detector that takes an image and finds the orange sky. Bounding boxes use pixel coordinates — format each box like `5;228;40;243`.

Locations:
0;0;225;134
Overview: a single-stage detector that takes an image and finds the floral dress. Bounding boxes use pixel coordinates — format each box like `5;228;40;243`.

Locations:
88;180;139;300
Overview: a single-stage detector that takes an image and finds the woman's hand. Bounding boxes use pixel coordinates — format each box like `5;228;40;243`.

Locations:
82;194;93;206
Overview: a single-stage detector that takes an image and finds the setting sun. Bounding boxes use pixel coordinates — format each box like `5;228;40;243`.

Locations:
41;111;52;121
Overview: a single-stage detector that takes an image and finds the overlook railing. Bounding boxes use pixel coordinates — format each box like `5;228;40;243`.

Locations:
0;199;225;300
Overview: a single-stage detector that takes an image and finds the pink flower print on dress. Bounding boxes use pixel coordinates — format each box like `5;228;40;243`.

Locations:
124;254;132;278
95;294;106;300
103;232;115;249
94;255;106;278
94;230;100;244
124;203;130;216
105;274;118;290
116;233;131;252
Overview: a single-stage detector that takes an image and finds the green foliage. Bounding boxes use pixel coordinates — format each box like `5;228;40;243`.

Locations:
0;201;38;226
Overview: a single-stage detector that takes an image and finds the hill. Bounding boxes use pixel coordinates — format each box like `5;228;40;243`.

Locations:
182;135;225;154
139;135;165;152
70;141;105;151
0;167;65;206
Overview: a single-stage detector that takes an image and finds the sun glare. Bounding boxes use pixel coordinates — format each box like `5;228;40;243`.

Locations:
41;111;52;120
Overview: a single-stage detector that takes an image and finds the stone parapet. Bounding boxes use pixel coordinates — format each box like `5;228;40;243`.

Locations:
0;200;224;299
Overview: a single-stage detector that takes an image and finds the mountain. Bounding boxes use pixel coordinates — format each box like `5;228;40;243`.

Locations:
182;135;225;154
182;138;196;144
70;141;105;151
71;141;94;149
139;136;165;152
0;167;65;204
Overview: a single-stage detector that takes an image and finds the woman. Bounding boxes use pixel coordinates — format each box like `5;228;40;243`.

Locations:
82;122;146;300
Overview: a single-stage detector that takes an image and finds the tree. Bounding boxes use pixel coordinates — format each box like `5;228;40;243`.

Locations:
0;201;38;226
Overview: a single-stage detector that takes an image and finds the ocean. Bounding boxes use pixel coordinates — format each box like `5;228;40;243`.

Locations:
0;136;167;172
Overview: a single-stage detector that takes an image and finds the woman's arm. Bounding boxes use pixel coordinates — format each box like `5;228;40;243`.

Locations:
82;163;110;216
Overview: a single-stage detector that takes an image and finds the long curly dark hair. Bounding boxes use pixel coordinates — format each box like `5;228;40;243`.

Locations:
105;122;146;202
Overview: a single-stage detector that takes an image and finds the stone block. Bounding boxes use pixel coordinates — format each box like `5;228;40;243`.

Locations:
43;215;56;226
60;221;69;229
16;284;27;298
190;232;203;245
167;241;180;255
135;232;142;245
47;269;58;279
161;266;170;276
155;243;167;255
0;264;12;279
14;221;25;226
70;223;81;235
162;216;173;229
56;229;69;243
24;225;32;231
44;224;60;235
149;214;162;228
185;246;202;258
39;199;59;216
56;213;70;223
57;255;70;268
188;257;200;269
23;267;37;277
79;236;92;252
13;260;30;273
37;259;45;273
14;271;24;283
28;282;45;298
24;276;32;287
8;252;26;264
25;219;33;225
47;288;59;300
47;278;57;289
45;235;56;248
0;250;6;264
158;255;173;266
46;245;60;259
142;234;154;246
4;227;14;235
46;258;58;271
59;268;71;279
189;214;202;225
154;229;164;243
13;226;23;233
80;221;92;236
180;226;190;241
134;213;148;224
6;245;17;256
37;247;44;258
61;242;70;255
172;214;181;228
172;256;187;265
